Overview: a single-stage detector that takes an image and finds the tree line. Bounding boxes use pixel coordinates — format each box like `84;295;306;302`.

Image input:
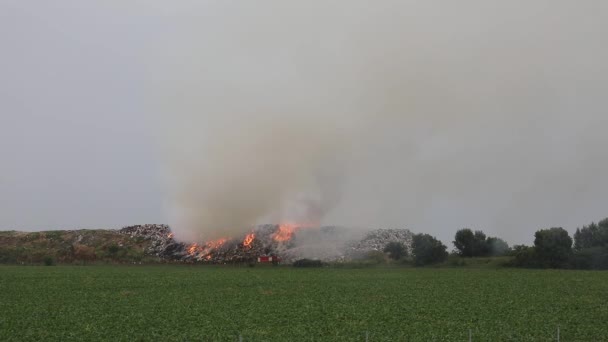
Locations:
387;216;608;269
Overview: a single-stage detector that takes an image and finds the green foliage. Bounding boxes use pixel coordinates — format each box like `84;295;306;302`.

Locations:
508;245;539;268
107;244;120;255
447;254;467;267
383;242;407;260
472;230;490;256
534;227;573;268
453;229;476;257
43;256;55;266
0;247;19;264
574;218;608;250
454;229;508;257
0;266;607;341
570;247;608;270
510;229;575;269
412;233;448;266
44;231;63;241
25;232;41;241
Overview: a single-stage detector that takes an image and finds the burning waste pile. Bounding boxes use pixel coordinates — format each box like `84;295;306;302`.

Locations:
119;224;413;264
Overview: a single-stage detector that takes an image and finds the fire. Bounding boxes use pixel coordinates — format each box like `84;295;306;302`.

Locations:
272;223;297;242
187;243;200;255
243;232;255;248
185;238;228;259
167;233;174;239
207;238;227;249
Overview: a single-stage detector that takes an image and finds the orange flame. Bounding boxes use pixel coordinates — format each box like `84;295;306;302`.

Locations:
206;238;227;249
243;232;255;248
272;223;298;242
187;243;200;255
186;237;227;259
167;233;174;239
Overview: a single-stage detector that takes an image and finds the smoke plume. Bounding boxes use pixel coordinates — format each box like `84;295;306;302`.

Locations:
150;2;608;243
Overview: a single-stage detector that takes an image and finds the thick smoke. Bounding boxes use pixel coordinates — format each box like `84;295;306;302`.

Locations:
151;2;608;243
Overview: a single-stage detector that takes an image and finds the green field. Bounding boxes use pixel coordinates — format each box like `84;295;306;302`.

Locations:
0;266;607;341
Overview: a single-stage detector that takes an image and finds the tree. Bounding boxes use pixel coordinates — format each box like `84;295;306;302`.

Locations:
472;230;490;256
574;223;599;250
383;242;407;260
453;229;475;257
412;234;448;266
572;218;608;269
574;219;608;250
453;229;492;257
509;244;539;268
534;227;572;268
487;237;510;256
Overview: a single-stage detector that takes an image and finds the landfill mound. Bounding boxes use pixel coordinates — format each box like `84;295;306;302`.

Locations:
119;224;413;263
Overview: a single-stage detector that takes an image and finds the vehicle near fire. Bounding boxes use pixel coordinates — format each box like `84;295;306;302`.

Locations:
257;254;280;263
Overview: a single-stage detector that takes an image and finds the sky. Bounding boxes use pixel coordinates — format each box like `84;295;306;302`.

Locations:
1;1;607;245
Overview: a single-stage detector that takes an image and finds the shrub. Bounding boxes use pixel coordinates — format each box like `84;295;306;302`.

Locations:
43;256;55;266
107;244;120;255
570;247;608;270
412;234;448;266
447;254;466;267
293;259;323;268
0;247;19;264
507;245;539;268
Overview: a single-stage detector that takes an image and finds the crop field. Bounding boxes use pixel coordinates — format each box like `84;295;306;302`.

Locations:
0;266;607;341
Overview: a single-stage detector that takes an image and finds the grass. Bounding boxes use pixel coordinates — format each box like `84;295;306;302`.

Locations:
0;266;607;341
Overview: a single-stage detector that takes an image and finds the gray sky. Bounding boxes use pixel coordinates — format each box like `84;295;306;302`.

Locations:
1;2;164;229
1;1;608;245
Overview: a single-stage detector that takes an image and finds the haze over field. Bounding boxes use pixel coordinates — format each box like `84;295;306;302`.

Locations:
1;1;607;244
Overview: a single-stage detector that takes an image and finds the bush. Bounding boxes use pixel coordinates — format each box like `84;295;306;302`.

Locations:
447;254;467;267
107;244;120;255
0;247;19;264
293;259;323;268
570;247;608;270
43;256;55;266
412;234;448;266
507;245;539;268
